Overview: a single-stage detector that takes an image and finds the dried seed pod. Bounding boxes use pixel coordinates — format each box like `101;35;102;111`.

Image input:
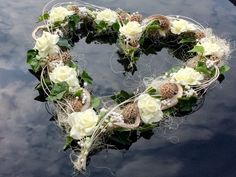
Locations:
71;99;83;112
122;103;139;121
160;83;178;99
160;84;183;110
209;55;220;65
157;16;170;30
61;52;72;63
48;52;72;63
194;30;205;39
117;10;130;22
130;13;143;23
48;54;60;62
67;5;80;14
113;102;141;129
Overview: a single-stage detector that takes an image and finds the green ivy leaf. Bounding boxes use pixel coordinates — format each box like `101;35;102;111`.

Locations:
146;24;161;32
38;12;49;22
63;136;73;151
111;90;134;104
27;49;41;73
112;22;120;32
68;61;79;70
81;70;93;84
97;21;108;32
195;61;212;76
189;45;205;55
57;38;71;49
68;14;80;31
91;96;101;108
138;124;156;133
179;37;196;44
219;65;230;74
75;89;83;97
146;87;161;98
47;82;69;101
139;35;145;45
144;20;161;36
53;21;63;28
177;96;198;112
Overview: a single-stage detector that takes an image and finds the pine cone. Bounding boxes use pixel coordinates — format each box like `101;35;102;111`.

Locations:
48;54;60;62
71;99;83;112
194;30;205;39
67;5;80;14
61;52;72;64
157;16;170;30
160;83;178;99
122;103;139;121
48;52;72;64
130;13;143;23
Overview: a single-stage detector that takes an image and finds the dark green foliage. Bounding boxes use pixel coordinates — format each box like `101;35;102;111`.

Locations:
27;49;41;73
81;70;93;84
63;136;73;151
91;96;101;108
46;82;69;101
38;12;49;22
111;90;134;104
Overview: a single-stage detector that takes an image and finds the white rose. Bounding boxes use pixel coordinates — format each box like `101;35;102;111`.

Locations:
95;9;118;25
49;6;74;23
49;65;80;93
198;38;223;57
199;29;230;58
34;31;60;58
137;94;163;124
170;19;196;35
119;21;143;40
172;67;204;85
68;109;99;139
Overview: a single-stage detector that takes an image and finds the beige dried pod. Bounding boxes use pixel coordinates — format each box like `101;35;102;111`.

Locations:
122;103;139;121
113;102;141;129
160;83;178;99
71;99;83;112
160;83;184;110
157;15;170;30
130;13;143;23
48;52;72;63
67;5;80;14
194;30;205;40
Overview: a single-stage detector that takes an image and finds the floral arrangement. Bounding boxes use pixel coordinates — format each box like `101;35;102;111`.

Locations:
27;1;231;173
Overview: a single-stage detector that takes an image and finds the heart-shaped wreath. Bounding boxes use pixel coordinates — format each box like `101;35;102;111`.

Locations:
27;1;231;173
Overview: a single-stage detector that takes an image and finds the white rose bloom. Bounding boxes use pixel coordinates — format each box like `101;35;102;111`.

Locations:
119;21;143;40
198;38;224;58
68;109;99;140
137;94;163;124
95;9;118;25
34;31;60;58
172;67;204;85
170;19;196;35
200;28;230;59
49;65;80;93
49;6;74;23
